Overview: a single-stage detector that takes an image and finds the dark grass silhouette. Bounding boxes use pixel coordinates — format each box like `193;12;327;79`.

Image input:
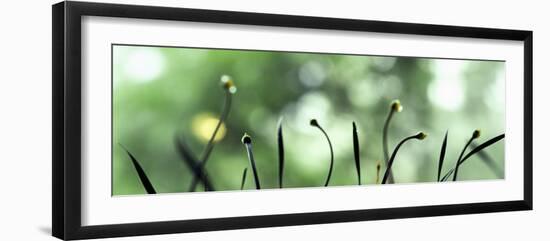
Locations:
119;78;505;193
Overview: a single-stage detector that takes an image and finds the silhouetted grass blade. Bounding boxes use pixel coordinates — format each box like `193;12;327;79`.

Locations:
240;167;248;190
120;145;156;194
471;142;504;178
440;133;503;182
437;131;448;182
461;134;504;164
174;136;215;191
352;122;361;185
375;160;381;184
277;118;285;188
382;132;426;184
310;119;334;187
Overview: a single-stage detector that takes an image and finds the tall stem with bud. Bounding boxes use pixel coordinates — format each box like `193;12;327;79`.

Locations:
188;75;236;192
310;119;334;187
382;100;403;184
242;133;261;189
452;130;481;181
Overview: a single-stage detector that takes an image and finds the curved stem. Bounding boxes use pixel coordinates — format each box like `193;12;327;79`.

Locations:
310;120;334;187
452;137;474;181
188;92;232;191
201;92;232;162
382;110;395;183
381;132;426;184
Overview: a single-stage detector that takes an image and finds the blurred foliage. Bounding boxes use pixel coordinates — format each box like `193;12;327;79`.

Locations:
112;45;505;195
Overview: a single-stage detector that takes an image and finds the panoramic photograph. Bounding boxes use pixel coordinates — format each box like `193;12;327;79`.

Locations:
111;44;505;195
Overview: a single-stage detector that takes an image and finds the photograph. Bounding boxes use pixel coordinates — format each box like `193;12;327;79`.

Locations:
112;44;506;195
48;1;534;240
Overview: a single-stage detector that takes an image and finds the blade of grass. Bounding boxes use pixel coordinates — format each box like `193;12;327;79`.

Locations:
461;134;505;164
441;133;504;181
119;144;156;194
240;167;248;190
382;132;427;184
277;117;285;188
310;119;334;187
174;136;215;191
452;130;481;181
437;131;448;182
352;122;361;185
471;142;504;178
375;160;381;184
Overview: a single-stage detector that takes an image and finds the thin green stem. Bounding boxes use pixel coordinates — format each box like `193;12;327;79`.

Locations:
381;132;426;184
189;76;235;192
452;130;481;181
310;119;334;187
382;100;402;184
242;134;261;189
382;110;394;183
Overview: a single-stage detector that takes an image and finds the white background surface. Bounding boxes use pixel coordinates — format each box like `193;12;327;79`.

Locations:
0;0;547;240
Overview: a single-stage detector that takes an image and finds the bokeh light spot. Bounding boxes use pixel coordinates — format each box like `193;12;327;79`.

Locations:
191;113;227;143
123;48;165;83
299;61;327;88
428;60;466;111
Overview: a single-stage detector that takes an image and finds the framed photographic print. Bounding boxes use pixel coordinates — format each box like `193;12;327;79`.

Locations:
52;1;533;240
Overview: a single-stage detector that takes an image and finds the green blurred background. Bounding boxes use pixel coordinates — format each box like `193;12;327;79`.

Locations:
112;44;505;195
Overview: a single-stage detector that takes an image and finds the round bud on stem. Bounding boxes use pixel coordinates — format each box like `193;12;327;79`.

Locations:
221;75;237;94
310;119;319;127
415;132;428;140
241;133;252;144
391;99;403;112
472;129;481;139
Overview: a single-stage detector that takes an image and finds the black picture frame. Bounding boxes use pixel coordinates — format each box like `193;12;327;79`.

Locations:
52;1;533;240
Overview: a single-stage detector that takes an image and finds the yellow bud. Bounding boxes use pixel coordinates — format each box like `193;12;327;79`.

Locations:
391;99;403;112
416;132;427;140
221;75;237;94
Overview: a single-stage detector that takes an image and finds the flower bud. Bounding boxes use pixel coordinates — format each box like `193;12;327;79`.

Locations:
221;75;237;94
